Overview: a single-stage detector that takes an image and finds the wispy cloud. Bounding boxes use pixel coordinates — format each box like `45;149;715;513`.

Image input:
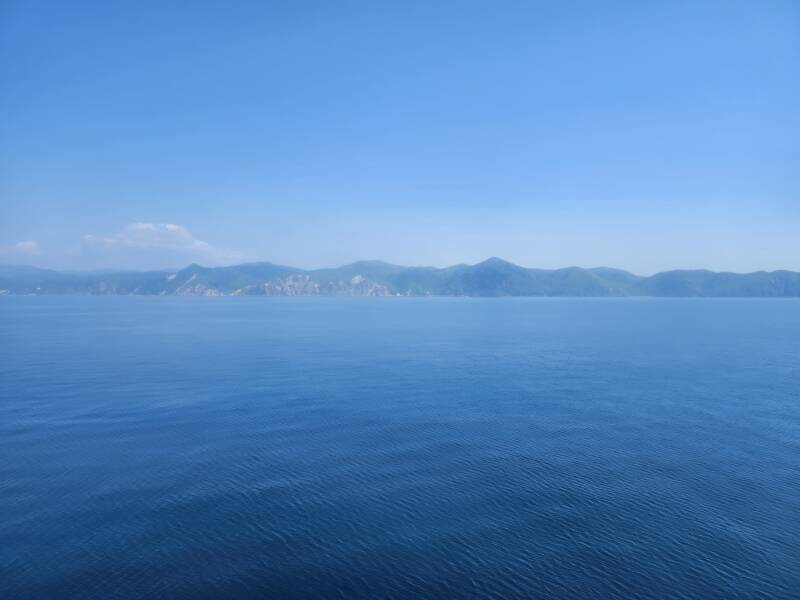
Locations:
0;240;43;259
80;223;243;268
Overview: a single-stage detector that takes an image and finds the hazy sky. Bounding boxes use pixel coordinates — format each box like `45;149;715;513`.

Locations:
1;1;798;274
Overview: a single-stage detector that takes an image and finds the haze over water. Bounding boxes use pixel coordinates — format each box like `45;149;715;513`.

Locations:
1;296;798;598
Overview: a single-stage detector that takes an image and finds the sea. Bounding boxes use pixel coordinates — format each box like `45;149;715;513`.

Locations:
1;297;798;599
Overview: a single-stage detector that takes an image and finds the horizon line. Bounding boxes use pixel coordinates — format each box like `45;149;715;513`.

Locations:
2;258;799;278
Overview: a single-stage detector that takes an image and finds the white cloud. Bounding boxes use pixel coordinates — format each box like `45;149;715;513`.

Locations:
0;240;42;259
80;223;243;268
15;240;42;255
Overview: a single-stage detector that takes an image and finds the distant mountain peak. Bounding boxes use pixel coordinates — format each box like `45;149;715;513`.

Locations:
474;257;526;270
478;257;513;265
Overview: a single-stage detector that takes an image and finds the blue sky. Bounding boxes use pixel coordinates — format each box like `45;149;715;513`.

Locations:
1;0;797;273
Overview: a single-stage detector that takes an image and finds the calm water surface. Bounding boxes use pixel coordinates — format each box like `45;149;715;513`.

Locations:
1;297;799;598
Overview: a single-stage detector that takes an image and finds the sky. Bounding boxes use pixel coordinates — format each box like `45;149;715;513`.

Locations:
1;0;798;274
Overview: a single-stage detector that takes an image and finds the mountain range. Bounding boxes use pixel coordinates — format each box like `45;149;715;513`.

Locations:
1;259;799;297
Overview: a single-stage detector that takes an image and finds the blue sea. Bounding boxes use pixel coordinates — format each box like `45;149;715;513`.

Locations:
1;297;799;599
